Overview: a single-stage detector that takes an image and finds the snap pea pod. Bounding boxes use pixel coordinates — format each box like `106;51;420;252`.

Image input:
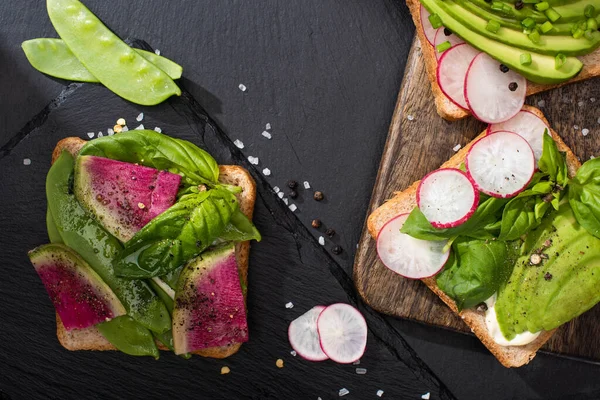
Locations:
46;208;63;244
97;315;159;359
46;0;181;105
22;38;182;83
46;151;171;334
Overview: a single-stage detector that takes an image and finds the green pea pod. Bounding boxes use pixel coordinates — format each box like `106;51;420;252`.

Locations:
46;151;171;334
22;38;183;83
46;0;181;106
46;208;63;244
97;316;159;359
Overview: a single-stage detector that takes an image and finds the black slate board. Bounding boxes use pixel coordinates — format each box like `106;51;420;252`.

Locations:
0;40;455;400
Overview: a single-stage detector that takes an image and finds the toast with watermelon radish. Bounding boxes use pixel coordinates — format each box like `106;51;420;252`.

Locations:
366;106;595;367
408;0;600;121
51;137;256;359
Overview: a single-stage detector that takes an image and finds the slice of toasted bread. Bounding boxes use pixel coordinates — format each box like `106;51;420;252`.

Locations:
366;106;581;367
52;137;256;359
407;0;600;121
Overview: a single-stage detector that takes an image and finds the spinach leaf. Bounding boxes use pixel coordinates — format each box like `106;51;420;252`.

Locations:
220;208;262;242
115;188;237;278
568;157;600;239
436;237;517;310
538;131;568;187
79;130;219;186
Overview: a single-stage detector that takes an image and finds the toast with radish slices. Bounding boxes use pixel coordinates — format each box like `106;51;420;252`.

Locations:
366;106;582;367
408;0;600;121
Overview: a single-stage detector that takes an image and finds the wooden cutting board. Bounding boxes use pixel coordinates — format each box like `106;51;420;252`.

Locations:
353;36;600;362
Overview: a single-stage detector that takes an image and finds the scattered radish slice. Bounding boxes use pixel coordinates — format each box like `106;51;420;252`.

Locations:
376;213;450;279
488;109;549;164
420;4;437;46
464;53;526;124
433;27;465;60
288;306;329;361
317;303;367;364
466;131;535;198
417;168;479;228
437;44;481;110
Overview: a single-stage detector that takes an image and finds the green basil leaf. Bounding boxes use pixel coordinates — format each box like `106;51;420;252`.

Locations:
499;196;540;241
436;238;517;311
538;131;568;187
79;130;219;186
534;199;551;222
220;208;262;242
568;157;600;238
115;189;237;277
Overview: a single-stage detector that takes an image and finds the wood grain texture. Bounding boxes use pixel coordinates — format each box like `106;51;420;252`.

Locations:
354;36;600;362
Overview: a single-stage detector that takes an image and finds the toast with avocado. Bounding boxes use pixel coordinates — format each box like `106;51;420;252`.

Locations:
32;133;260;359
367;106;600;367
408;0;600;120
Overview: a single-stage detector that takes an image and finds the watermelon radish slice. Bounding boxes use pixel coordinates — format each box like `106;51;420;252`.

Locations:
74;155;181;242
417;168;479;228
420;4;437;46
376;213;450;279
29;243;126;330
437;44;481;110
433;27;465;60
288;305;329;361
464;53;526;124
488;110;549;164
172;243;248;355
317;304;367;364
466;131;535;198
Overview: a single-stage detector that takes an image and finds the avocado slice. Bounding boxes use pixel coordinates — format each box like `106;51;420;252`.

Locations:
553;0;600;22
432;0;600;55
456;0;524;30
421;0;583;84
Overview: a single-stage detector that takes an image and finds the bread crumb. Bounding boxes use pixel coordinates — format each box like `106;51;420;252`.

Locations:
138;202;146;209
276;359;284;368
221;366;230;375
116;118;126;126
113;125;123;133
136;112;144;122
339;388;349;397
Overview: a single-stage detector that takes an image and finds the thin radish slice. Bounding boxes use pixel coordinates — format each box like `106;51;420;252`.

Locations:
433;27;465;60
317;304;367;364
288;306;329;361
437;44;481;110
488;110;549;164
420;4;437;46
466;131;535;198
417;168;479;228
464;53;526;124
376;213;450;279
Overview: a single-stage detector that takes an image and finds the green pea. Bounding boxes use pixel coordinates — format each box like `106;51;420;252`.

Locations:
22;38;182;83
46;0;180;105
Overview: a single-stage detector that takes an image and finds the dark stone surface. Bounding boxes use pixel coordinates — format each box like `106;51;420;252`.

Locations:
1;1;599;399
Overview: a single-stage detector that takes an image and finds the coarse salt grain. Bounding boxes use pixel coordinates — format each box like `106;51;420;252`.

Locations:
578;101;585;107
239;83;247;92
266;123;271;130
278;192;284;199
289;204;297;212
453;144;462;152
98;132;103;137
422;393;431;400
591;155;596;160
234;139;244;149
407;114;414;121
87;132;95;138
537;100;545;107
285;302;294;309
107;128;114;136
303;181;310;189
582;128;590;136
263;168;271;176
154;49;161;55
574;125;580;130
290;350;297;356
273;186;280;193
262;131;272;139
353;360;361;365
376;390;384;397
597;117;600;125
283;198;289;205
355;368;367;375
154;127;162;133
339;388;349;397
136;113;144;122
135;124;145;130
248;156;259;165
23;158;31;166
590;98;596;103
122;126;129;132
318;236;325;246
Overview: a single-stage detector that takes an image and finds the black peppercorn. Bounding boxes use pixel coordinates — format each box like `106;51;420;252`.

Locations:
544;272;553;281
289;190;298;199
313;191;324;201
444;28;452;36
476;302;488;312
332;245;342;255
508;82;518;91
311;219;322;229
499;64;509;73
325;228;336;237
515;0;524;9
287;180;298;189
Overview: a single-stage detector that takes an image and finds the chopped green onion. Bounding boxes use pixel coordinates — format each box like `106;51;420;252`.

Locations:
522;0;539;3
522;17;536;29
555;53;566;69
584;29;595;40
528;30;541;43
535;1;549;11
540;21;554;33
491;1;504;11
502;4;513;13
436;40;452;53
545;8;561;22
588;17;599;30
486;20;502;33
584;5;596;18
573;28;585;39
429;14;443;29
520;53;532;65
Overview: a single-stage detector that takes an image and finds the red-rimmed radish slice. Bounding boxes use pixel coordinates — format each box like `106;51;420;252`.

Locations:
466;131;535;198
433;27;465;60
417;168;479;228
288;305;329;361
317;303;367;364
420;4;437;46
437;44;481;110
376;213;450;279
464;53;526;124
487;109;549;164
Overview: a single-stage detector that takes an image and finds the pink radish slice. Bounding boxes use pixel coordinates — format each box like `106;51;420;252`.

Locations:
417;168;479;228
487;109;549;164
317;303;367;364
464;53;526;124
376;213;450;279
433;27;465;60
437;44;481;110
420;4;437;46
466;131;535;198
288;305;329;361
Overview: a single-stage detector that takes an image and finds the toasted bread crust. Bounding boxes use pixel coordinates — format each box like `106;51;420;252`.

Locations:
407;0;600;121
52;137;256;359
367;106;581;367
